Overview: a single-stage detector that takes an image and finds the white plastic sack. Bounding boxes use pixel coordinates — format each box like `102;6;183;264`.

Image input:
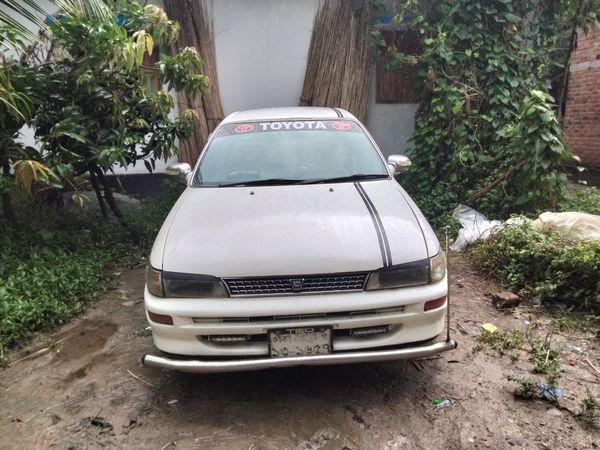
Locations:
449;204;503;251
533;212;600;241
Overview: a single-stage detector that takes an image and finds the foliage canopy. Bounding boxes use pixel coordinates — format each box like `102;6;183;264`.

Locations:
377;0;599;224
0;0;206;221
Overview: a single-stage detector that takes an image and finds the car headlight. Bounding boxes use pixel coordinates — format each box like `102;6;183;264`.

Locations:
145;266;229;298
429;251;446;283
162;272;229;298
366;260;429;290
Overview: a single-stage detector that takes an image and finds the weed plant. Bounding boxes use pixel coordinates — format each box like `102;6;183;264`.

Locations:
0;180;183;352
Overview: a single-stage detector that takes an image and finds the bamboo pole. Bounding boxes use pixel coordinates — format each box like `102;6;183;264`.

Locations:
299;0;373;121
164;0;224;165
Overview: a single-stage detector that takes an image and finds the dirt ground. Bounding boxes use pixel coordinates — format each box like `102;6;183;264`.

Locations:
1;255;598;450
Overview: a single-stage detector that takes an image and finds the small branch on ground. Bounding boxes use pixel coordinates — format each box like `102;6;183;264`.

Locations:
585;358;600;377
127;369;154;387
8;333;79;366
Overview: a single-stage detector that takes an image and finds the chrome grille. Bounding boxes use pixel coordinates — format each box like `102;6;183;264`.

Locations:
225;273;368;296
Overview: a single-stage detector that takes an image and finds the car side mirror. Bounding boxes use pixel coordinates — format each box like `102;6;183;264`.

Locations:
166;163;192;182
387;155;411;175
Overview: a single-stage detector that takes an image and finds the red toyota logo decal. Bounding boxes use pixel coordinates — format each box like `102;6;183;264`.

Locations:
331;121;352;131
234;124;254;133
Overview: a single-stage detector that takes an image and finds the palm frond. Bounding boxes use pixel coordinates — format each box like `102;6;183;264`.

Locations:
0;0;48;42
0;11;29;34
0;0;46;26
53;0;112;21
1;0;112;40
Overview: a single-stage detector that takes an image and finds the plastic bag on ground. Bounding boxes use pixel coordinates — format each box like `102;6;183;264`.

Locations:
532;212;600;241
449;205;503;251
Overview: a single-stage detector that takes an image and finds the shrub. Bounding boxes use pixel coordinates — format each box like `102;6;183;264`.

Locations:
507;376;538;400
470;223;600;310
1;1;204;221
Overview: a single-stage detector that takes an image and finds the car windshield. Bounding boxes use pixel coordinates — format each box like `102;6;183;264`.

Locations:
192;120;388;186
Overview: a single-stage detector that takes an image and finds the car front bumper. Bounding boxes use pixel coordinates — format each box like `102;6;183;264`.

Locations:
142;276;454;372
142;339;457;373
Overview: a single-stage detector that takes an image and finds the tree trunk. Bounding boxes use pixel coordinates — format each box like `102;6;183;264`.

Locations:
164;0;225;165
88;165;108;218
92;165;124;221
1;164;16;226
0;192;16;226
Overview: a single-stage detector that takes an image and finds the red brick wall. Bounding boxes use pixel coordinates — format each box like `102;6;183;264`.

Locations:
563;28;600;168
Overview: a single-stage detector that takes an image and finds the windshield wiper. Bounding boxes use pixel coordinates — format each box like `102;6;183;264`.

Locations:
216;173;389;187
299;173;389;185
217;178;304;187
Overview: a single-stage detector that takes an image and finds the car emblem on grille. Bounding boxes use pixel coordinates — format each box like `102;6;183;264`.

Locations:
290;278;305;291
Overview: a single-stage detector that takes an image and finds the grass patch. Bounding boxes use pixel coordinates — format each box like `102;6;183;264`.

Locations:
559;184;600;215
530;339;563;386
478;328;524;354
0;180;183;352
507;375;538;400
579;389;600;423
551;314;600;336
480;326;563;389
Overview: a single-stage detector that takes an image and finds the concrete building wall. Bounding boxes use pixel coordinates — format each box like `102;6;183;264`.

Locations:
564;28;600;168
213;0;318;114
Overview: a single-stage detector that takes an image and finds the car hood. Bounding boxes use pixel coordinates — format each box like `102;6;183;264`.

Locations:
152;180;439;277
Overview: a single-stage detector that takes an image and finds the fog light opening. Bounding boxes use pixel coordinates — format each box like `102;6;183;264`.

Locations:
424;296;447;311
205;335;251;343
147;310;174;325
349;325;390;337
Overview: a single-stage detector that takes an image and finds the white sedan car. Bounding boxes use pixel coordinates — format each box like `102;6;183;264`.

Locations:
142;107;456;373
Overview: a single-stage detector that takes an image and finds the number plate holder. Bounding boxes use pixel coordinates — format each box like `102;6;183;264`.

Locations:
269;327;332;358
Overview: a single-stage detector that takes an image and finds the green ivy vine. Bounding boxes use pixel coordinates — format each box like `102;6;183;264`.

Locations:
377;0;599;225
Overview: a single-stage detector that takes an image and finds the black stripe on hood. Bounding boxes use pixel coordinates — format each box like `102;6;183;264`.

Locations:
354;182;392;267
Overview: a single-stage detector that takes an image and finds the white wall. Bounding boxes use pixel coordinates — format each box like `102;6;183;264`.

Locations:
213;0;318;114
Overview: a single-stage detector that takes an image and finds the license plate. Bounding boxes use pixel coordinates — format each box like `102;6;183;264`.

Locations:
269;327;332;358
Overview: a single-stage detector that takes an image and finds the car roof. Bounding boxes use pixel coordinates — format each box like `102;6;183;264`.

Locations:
222;107;357;124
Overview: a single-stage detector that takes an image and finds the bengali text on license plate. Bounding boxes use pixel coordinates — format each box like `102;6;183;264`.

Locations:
269;327;331;358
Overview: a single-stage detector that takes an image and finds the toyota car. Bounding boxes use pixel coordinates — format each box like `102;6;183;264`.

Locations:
142;107;456;373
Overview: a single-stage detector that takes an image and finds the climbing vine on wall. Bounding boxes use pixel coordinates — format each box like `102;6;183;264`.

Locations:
377;0;598;224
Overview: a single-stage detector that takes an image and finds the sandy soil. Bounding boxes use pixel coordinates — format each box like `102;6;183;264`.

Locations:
0;255;598;450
